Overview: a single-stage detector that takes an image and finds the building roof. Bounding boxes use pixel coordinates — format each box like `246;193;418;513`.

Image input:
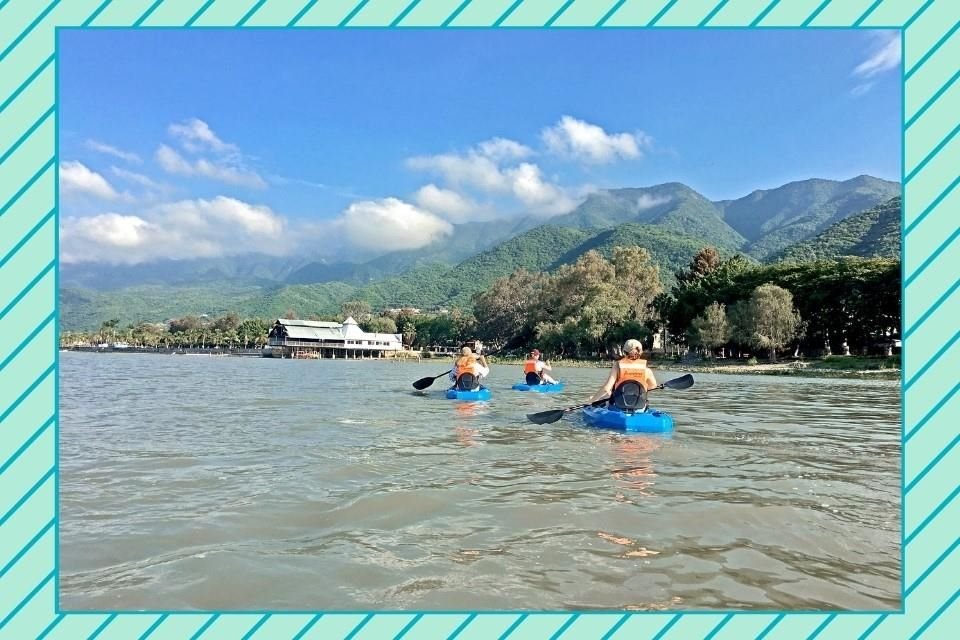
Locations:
277;318;341;329
274;317;401;344
284;325;345;341
342;316;365;338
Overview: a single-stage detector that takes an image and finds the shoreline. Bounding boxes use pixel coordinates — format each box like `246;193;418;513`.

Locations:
488;356;901;380
62;348;901;379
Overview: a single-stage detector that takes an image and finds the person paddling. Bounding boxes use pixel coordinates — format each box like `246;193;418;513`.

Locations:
523;349;557;385
587;339;658;411
449;344;489;391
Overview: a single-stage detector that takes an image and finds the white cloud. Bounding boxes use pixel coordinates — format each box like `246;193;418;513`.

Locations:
405;136;535;192
405;134;580;217
110;166;165;190
853;32;901;78
60;196;289;264
476;137;534;161
406;151;509;193
168;118;238;154
636;194;671;210
60;161;124;201
340;198;453;252
413;184;486;222
156;144;267;189
85;139;142;164
541;115;649;164
505;163;576;215
156;144;192;173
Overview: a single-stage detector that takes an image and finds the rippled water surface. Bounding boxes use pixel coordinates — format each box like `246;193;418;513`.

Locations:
59;352;901;610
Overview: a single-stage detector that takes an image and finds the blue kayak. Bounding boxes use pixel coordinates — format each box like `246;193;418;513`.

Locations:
582;406;673;433
511;382;565;393
445;387;492;401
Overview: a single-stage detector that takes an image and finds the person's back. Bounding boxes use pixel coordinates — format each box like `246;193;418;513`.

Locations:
587;339;657;410
450;345;489;390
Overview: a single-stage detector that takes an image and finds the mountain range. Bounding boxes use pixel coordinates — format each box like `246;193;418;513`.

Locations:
775;196;901;262
60;175;901;329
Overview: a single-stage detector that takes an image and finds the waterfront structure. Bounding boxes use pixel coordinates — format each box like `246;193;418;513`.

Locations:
264;317;404;359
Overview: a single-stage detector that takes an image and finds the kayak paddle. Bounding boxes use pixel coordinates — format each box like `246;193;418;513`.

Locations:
657;373;694;390
412;369;454;390
526;396;611;425
525;374;695;425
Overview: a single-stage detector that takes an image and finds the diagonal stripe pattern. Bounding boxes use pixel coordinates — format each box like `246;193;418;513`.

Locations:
0;2;958;640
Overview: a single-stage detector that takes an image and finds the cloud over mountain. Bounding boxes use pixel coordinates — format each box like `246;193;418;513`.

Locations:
542;115;650;164
61;196;289;264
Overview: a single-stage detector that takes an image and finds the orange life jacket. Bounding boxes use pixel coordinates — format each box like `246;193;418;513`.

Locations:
616;357;652;390
455;355;481;377
523;359;540;374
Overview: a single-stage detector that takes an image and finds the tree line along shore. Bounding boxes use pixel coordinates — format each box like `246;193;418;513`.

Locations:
61;246;901;377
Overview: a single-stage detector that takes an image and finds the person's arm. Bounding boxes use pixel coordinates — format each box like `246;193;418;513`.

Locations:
478;355;488;368
645;367;658;390
540;361;552;372
587;363;619;403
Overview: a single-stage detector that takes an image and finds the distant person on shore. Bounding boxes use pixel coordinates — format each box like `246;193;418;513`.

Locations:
523;349;557;384
587;339;658;411
449;344;489;391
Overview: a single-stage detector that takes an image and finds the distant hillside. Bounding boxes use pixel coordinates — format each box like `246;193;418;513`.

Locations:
285;216;538;284
59;175;904;329
352;223;725;309
717;175;900;259
776;196;901;262
552;183;747;251
60;223;716;329
60;254;310;290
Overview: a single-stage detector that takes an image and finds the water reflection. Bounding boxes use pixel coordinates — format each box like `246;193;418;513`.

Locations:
607;434;666;501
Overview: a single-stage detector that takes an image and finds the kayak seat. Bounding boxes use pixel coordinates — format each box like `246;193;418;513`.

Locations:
611;381;647;413
455;373;480;391
525;371;542;385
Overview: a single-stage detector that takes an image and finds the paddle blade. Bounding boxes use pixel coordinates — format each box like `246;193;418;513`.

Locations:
662;374;694;390
412;376;437;390
526;409;567;425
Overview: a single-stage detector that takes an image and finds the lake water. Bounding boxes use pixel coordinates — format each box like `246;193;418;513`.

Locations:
59;352;901;611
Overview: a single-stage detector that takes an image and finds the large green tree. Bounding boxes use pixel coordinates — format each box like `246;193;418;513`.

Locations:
472;268;546;344
690;302;730;357
741;284;802;362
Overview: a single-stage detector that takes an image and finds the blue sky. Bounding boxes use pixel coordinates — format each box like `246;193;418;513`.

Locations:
58;28;902;263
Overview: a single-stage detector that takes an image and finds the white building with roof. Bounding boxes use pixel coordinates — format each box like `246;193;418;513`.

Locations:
264;317;404;358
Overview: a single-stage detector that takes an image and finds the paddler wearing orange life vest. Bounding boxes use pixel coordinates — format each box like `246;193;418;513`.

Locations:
448;344;490;391
523;349;557;384
587;339;658;409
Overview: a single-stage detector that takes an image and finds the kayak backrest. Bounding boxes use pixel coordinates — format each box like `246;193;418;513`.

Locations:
612;381;647;412
455;373;480;391
525;371;542;385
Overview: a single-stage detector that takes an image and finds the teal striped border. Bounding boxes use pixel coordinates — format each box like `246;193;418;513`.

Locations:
1;1;957;638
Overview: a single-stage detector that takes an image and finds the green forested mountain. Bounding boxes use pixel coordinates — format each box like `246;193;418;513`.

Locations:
775;196;901;262
284;217;539;284
59;254;311;290
552;183;747;251
717;175;900;259
60;224;718;328
59;176;902;329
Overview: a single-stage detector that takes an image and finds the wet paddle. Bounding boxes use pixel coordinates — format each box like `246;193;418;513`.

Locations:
412;369;455;390
526;374;695;425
